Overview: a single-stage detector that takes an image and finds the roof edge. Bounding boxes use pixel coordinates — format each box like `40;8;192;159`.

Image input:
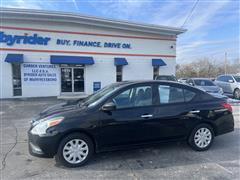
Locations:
0;8;187;36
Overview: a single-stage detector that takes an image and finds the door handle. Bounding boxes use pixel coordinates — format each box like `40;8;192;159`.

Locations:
141;114;153;118
189;110;200;113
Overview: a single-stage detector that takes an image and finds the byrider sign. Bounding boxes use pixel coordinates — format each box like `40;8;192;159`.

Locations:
0;32;51;46
0;31;132;49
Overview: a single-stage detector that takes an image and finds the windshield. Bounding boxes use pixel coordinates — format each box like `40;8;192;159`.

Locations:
194;79;215;86
233;76;240;82
81;83;122;107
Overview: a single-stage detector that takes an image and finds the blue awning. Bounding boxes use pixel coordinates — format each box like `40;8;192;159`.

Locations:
152;59;166;66
5;54;23;63
114;58;128;66
50;55;94;65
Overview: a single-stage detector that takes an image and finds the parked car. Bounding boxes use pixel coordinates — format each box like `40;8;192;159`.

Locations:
186;78;224;96
28;81;234;167
178;78;188;83
215;74;240;99
155;75;177;81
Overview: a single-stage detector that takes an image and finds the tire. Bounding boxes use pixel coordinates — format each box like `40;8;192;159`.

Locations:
188;124;214;151
233;88;240;99
55;133;94;167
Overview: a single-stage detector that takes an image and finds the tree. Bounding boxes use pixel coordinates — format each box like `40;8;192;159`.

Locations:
176;58;240;78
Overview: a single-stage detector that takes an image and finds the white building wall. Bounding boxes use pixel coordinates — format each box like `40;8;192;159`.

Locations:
21;53;60;98
0;53;13;98
123;58;153;81
85;56;116;95
159;58;176;75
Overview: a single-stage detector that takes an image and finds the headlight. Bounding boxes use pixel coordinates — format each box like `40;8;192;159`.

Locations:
31;117;64;136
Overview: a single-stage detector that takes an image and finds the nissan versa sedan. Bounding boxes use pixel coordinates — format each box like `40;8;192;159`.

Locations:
28;81;234;167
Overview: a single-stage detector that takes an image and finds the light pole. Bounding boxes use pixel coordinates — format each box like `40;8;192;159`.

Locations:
224;52;227;74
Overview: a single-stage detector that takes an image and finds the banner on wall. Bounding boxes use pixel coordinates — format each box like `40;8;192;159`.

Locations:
22;63;58;85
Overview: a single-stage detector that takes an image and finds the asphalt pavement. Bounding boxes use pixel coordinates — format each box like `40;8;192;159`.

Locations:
0;98;239;180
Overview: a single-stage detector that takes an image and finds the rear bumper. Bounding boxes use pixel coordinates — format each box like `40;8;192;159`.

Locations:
28;130;61;158
215;114;234;136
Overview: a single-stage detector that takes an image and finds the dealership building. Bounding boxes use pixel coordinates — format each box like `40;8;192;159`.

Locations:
0;8;186;99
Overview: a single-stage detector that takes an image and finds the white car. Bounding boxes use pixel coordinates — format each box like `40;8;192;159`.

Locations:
215;74;240;99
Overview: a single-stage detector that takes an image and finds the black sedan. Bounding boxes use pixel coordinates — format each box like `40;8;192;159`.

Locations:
28;81;234;167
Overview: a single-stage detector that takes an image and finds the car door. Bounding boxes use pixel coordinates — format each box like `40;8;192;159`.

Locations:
98;83;158;149
151;84;192;140
216;76;227;92
224;75;234;94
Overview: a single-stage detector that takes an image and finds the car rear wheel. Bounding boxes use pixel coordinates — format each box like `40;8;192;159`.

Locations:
188;124;214;151
55;133;94;167
233;89;240;99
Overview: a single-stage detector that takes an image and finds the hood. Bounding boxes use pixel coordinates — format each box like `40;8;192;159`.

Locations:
38;100;82;119
196;86;220;93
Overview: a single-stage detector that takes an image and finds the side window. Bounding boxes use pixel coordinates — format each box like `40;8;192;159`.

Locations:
225;76;233;82
113;86;152;109
217;76;224;81
153;66;159;80
184;89;196;102
158;85;184;104
12;63;22;96
217;76;229;82
116;66;123;82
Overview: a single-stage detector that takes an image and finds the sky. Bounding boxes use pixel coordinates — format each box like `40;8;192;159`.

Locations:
1;0;239;64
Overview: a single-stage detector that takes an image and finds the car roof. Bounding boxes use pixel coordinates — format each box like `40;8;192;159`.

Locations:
156;75;174;76
115;80;203;93
190;78;212;80
111;80;205;97
116;80;188;86
217;74;235;77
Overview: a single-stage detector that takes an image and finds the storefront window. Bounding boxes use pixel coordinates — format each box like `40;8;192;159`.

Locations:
116;66;123;82
12;63;22;96
153;66;159;79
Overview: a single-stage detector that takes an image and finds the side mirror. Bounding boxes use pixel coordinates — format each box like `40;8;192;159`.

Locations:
228;79;234;83
189;82;194;86
101;102;116;111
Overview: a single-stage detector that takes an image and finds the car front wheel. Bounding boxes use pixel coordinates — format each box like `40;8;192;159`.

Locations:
55;133;94;167
188;124;214;151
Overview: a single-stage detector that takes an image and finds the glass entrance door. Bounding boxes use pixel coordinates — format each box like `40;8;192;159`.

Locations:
61;67;84;93
61;68;72;92
73;68;84;92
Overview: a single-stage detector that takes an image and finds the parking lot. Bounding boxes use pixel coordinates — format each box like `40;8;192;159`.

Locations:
0;98;239;180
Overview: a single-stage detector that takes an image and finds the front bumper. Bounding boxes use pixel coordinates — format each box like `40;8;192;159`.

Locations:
28;130;61;158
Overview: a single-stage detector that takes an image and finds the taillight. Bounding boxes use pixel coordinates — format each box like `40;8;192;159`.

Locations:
221;102;232;112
